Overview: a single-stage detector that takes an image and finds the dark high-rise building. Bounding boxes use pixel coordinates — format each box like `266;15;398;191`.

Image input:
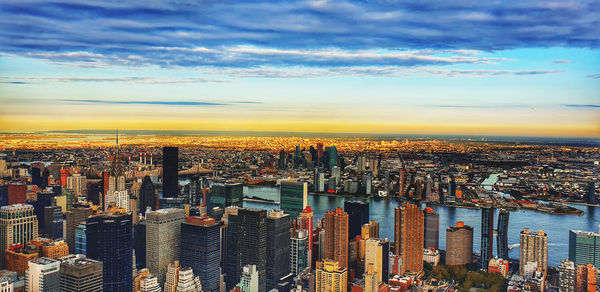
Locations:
225;209;240;290
31;167;42;188
480;207;494;270
180;216;222;292
278;150;287;169
30;190;55;233
86;181;102;206
266;210;291;291
162;146;179;198
65;207;93;252
210;183;243;209
424;207;439;250
328;146;338;170
394;202;424;274
59;254;103;292
588;182;596;205
0;186;7;207
497;209;510;260
134;221;146;270
316;143;324;166
86;213;133;292
44;206;64;239
344;201;369;241
324;208;349;269
238;208;267;292
280;181;307;218
138;175;157;216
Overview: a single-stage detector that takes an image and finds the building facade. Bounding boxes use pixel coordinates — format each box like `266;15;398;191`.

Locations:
445;222;473;266
394;202;424;274
324;208;349;269
146;208;186;285
0;204;38;268
519;228;548;276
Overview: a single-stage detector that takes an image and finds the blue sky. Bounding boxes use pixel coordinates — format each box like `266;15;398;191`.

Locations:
0;0;599;136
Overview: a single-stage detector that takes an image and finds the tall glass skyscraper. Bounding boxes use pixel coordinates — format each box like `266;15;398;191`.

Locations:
569;230;600;267
344;201;369;241
266;210;290;290
497;209;510;260
162;146;179;198
280;181;307;218
180;216;222;292
238;208;267;292
86;213;132;292
480;207;494;270
210;183;243;209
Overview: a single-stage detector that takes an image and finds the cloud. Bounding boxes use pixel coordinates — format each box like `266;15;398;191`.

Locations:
60;99;226;106
0;0;597;69
564;104;600;108
0;76;226;84
553;59;573;64
587;73;600;79
208;67;564;78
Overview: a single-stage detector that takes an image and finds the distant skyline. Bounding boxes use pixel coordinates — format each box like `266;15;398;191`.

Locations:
1;1;599;137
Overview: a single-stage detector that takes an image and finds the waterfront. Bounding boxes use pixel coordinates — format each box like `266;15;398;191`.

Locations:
243;185;599;267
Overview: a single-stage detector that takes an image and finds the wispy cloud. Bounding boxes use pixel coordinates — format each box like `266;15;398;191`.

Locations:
60;99;226;106
564;104;600;109
587;73;600;79
0;76;226;84
553;59;573;64
0;0;597;69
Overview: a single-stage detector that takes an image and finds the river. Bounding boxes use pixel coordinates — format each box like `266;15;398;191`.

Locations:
242;185;599;267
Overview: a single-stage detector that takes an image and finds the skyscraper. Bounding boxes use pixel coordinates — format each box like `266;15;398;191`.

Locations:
0;204;38;268
569;230;600;267
344;201;369;241
280;181;308;218
424;207;439;250
394;202;424;274
296;206;314;267
225;208;240;290
210;183;243;209
59;254;103;292
238;208;267;292
266;210;291;291
315;260;347;292
290;229;309;276
480;207;494;270
364;238;390;284
324;208;349;269
446;221;473;266
139;175;157;216
162;146;179;198
146;208;185;285
497;209;510;260
65;206;93;253
180;216;222;292
588;181;596;205
25;257;60;292
86;213;133;291
180;217;221;292
519;228;548;275
328;146;338;170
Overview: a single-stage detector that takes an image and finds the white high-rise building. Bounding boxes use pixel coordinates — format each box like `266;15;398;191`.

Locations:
140;274;162;292
105;190;130;211
240;265;259;292
25;257;60;292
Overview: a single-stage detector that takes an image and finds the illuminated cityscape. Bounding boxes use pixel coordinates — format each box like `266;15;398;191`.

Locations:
1;0;599;291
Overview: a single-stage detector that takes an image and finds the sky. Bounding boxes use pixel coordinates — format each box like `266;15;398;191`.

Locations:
0;0;599;137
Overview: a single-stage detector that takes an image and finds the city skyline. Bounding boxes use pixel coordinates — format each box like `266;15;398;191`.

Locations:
1;1;599;137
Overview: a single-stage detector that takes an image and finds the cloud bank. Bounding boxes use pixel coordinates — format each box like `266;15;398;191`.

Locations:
0;0;598;70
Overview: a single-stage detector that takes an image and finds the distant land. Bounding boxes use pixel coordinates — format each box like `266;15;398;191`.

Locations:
1;130;598;148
